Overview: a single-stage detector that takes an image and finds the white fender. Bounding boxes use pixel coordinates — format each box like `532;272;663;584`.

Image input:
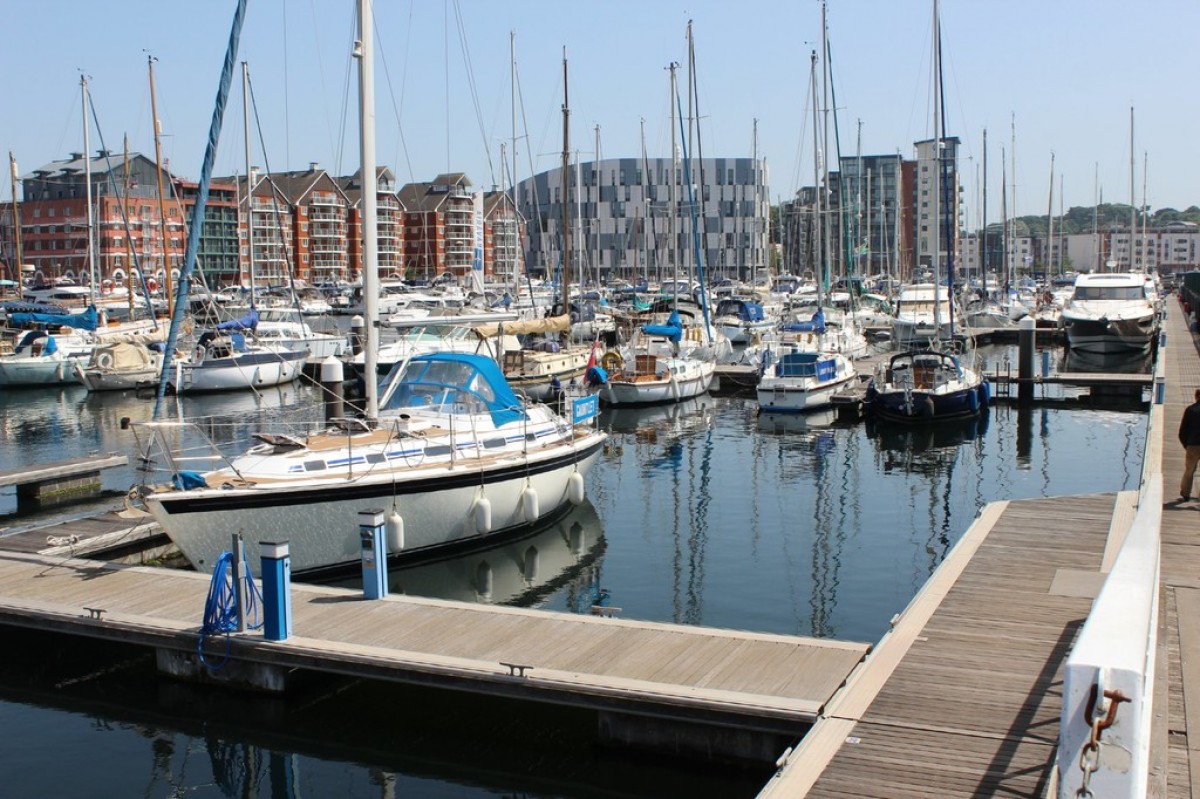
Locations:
521;486;540;523
386;510;405;552
567;471;585;505
474;496;493;534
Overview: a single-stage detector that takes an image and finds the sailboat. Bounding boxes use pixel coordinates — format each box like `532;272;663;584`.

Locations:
597;54;724;407
756;43;858;414
134;0;606;577
866;0;987;424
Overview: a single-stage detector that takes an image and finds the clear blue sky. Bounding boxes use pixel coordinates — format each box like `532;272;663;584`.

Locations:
3;0;1198;223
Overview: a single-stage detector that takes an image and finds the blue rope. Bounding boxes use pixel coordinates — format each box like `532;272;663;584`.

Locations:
197;550;264;670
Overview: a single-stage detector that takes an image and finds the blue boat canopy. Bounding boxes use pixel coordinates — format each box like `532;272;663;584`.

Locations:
715;298;765;322
781;308;825;335
381;352;525;427
642;309;683;342
216;307;259;331
9;304;98;331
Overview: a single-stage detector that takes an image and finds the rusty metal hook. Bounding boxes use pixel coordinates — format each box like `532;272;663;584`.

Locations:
1084;684;1130;732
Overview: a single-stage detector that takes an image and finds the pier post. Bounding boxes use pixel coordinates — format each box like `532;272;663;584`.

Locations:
231;533;246;633
1018;316;1035;406
359;509;388;600
261;541;293;642
321;356;345;422
350;315;365;356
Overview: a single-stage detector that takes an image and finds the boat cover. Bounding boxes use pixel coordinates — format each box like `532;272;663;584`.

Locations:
781;308;826;334
382;352;525;426
642;309;683;342
9;304;98;331
216;308;259;331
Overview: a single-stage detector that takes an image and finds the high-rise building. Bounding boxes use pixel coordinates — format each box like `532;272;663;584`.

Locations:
913;137;961;274
515;157;769;284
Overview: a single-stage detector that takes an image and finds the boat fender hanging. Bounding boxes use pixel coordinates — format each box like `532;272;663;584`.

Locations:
386;510;405;551
567;471;585;505
967;388;979;412
521;486;540;523
978;382;990;407
474;496;493;534
921;396;936;418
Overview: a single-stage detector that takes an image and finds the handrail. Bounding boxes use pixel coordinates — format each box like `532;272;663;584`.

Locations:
1057;327;1166;798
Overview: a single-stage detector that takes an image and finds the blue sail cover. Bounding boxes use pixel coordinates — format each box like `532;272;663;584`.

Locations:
642;309;683;342
715;299;764;322
9;304;98;331
216;307;259;331
781;308;826;334
382;353;525;427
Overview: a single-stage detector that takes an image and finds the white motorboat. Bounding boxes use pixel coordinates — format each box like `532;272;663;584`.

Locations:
1061;272;1158;354
138;352;606;576
891;283;964;346
170;331;306;393
757;347;857;413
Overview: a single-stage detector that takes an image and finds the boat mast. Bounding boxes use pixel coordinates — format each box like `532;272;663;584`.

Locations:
981;129;988;281
559;48;570;314
820;0;832;300
81;75;97;304
148;56;173;311
810;49;822;304
510;30;520;294
930;0;942;337
355;0;379;419
668;61;678;308
1129;106;1136;270
1142;151;1149;274
9;153;23;286
241;61;257;306
1093;163;1100;271
1045;151;1054;281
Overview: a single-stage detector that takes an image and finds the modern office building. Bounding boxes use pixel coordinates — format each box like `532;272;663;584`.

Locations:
514;157;769;284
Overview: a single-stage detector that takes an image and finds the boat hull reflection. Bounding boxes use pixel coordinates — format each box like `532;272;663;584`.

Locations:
330;500;606;609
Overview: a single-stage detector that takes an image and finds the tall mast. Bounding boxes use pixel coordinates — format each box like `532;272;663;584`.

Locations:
820;0;831;296
1129;106;1136;270
242;61;256;305
8;153;22;284
559;48;570;312
594;123;601;286
981;129;988;279
1001;147;1009;294
355;0;379;419
1093;162;1100;271
148;55;173;309
1045;151;1054;280
81;75;97;304
640;116;651;283
668;61;678;300
751;118;758;282
810;49;822;299
1142;151;1149;273
931;0;942;335
1010;112;1017;278
509;31;520;293
685;20;696;288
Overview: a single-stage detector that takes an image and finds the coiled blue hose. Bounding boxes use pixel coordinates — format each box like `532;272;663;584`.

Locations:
197;550;264;670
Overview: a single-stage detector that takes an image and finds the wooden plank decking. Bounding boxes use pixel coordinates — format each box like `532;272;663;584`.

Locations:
760;298;1197;797
0;453;128;488
0;547;869;734
759;493;1118;798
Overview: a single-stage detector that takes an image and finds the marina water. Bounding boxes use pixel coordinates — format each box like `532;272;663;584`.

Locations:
0;344;1147;797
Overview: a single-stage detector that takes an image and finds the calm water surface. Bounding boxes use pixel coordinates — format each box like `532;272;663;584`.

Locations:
0;346;1147;797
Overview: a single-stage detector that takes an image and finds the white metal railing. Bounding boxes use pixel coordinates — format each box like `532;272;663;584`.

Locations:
1057;331;1167;798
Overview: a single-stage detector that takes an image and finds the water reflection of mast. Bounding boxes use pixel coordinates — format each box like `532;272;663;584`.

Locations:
682;404;715;625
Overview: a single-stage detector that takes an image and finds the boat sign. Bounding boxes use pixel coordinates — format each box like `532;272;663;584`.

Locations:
572;395;599;424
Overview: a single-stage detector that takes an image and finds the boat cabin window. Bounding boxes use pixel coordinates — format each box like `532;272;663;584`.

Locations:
1072;285;1144;301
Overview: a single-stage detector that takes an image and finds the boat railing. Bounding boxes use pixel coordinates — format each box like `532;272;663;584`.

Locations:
1056;333;1166;798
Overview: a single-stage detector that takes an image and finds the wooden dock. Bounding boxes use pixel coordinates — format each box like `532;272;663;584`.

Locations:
0;453;129;510
757;298;1194;797
0;547;869;751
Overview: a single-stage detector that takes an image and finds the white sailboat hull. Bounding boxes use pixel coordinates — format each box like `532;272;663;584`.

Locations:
146;438;604;577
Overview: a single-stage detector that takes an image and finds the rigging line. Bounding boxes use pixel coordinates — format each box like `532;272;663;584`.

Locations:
306;0;340;173
334;2;357;179
451;0;496;187
86;91;156;316
372;1;416;184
